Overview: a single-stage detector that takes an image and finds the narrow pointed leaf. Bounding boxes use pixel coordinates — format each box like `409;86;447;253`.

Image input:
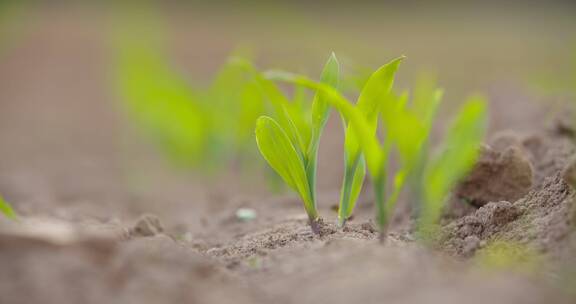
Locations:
255;116;317;219
357;56;405;124
311;53;340;134
338;155;366;223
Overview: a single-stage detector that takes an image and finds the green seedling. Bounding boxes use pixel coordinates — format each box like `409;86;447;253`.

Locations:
254;53;339;233
267;59;486;241
265;58;411;239
418;96;487;240
337;57;404;227
0;194;16;219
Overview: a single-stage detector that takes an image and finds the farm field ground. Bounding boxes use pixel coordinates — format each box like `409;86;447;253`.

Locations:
0;3;575;304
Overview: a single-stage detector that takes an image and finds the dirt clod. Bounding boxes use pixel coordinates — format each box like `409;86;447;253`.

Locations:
360;221;377;233
443;201;522;255
456;144;533;207
126;214;164;238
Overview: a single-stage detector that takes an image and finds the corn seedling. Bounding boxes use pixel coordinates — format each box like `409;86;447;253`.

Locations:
265;57;412;239
0;194;16;219
416;96;487;240
267;57;486;241
336;57;404;227
254;53;339;233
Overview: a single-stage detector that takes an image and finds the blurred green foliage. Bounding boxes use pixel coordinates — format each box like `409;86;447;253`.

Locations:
474;240;543;275
113;13;266;172
0;194;16;219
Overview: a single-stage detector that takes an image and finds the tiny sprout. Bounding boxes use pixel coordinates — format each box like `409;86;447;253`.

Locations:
255;54;339;233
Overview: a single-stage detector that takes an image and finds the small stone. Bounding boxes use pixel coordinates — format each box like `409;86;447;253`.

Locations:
130;214;163;237
235;208;257;222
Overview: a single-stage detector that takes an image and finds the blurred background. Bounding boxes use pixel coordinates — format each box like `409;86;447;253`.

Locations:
0;1;574;225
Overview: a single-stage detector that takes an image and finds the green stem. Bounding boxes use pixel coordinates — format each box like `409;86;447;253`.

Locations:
373;174;388;242
338;163;355;227
305;133;321;217
304;132;323;234
338;155;362;227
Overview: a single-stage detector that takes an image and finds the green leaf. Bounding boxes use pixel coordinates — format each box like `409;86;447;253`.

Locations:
0;194;16;219
284;98;312;155
387;104;427;166
422;96;487;230
265;71;382;175
412;73;443;130
340;56;405;183
305;53;341;207
337;155;366;224
255;116;317;219
344;56;405;161
357;56;405;125
238;81;265;145
311;53;340;136
386;169;407;216
253;73;308;155
334;57;404;227
116;33;208;167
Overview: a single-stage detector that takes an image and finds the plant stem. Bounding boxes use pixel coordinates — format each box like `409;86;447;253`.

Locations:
338;162;356;227
374;174;388;243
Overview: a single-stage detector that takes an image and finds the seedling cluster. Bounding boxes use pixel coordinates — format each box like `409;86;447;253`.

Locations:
261;54;487;241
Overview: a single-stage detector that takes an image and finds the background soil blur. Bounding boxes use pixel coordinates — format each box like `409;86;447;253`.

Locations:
0;2;575;303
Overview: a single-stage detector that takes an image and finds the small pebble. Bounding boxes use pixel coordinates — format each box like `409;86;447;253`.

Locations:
235;208;257;222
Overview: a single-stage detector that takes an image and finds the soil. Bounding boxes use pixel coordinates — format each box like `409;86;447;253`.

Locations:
0;7;575;304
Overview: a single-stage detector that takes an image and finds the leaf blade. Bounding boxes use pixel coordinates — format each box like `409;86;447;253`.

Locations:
255;116;317;219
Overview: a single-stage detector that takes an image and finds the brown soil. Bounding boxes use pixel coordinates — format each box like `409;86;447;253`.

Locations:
456;142;534;207
1;7;575;304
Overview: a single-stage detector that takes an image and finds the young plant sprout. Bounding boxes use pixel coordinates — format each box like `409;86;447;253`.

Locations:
254;54;339;233
336;57;404;227
265;57;409;239
266;57;487;242
418;97;487;240
0;194;16;219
